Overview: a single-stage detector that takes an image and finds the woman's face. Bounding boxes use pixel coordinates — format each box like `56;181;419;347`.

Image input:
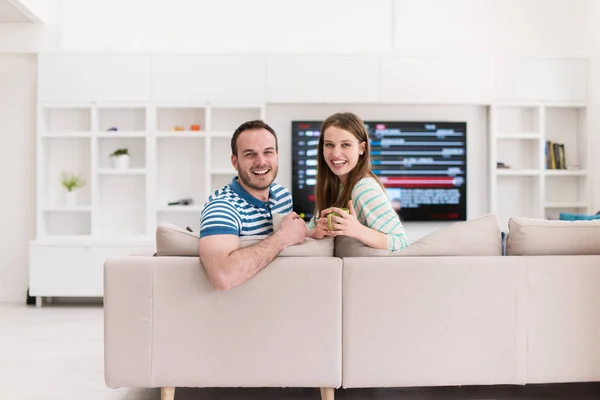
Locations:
322;125;366;184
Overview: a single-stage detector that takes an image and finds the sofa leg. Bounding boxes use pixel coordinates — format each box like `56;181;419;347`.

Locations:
161;387;175;400
320;387;334;400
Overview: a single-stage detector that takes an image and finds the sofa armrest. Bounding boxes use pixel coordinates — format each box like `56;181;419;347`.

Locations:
104;256;154;388
104;255;342;389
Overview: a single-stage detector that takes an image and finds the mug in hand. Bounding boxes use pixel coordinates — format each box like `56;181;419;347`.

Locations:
328;208;349;230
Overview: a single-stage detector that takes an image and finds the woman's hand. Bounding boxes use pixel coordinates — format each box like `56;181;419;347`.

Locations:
306;211;335;239
327;201;363;239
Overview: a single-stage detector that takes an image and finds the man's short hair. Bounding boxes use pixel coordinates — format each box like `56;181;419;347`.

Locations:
231;120;278;156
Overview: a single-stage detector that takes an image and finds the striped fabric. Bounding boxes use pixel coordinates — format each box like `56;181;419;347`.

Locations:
352;177;409;251
309;177;409;251
200;177;293;238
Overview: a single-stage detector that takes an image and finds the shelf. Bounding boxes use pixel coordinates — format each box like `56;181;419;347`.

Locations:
96;131;147;138
44;212;91;237
156;107;206;132
97;168;147;175
155;131;206;138
42;132;92;138
158;205;204;213
496;169;540;176
495;105;540;134
97;136;146;169
545;170;587;177
156;137;206;211
41;107;92;133
97;107;146;132
42;137;92;210
98;175;146;238
545;202;587;209
43;207;92;213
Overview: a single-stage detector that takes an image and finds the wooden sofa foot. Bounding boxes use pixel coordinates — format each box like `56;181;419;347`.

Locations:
320;387;334;400
161;387;175;400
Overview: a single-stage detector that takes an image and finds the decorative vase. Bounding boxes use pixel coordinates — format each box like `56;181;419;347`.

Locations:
64;191;76;208
113;155;130;170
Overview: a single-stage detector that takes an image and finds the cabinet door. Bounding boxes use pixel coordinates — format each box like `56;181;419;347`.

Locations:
266;55;380;103
380;56;494;104
151;55;266;103
29;244;155;297
29;245;98;296
38;55;152;103
496;58;588;103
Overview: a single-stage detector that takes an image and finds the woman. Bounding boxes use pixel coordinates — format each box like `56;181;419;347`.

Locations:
306;112;409;251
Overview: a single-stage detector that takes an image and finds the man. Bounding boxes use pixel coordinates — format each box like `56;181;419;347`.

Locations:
199;120;307;290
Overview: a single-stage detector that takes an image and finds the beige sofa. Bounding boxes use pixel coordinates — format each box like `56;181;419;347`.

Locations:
104;215;600;400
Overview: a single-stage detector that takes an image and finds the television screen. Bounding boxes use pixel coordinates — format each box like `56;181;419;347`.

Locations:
291;120;467;222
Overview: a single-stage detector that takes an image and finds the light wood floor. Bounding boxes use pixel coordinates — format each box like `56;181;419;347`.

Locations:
1;303;599;400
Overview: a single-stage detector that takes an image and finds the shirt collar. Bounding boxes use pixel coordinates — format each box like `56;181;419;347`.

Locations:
229;177;277;208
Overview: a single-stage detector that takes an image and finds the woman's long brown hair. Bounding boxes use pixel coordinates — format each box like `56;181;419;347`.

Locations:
314;112;386;218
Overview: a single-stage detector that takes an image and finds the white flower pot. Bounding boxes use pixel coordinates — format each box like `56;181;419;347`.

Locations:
113;155;130;170
64;191;76;208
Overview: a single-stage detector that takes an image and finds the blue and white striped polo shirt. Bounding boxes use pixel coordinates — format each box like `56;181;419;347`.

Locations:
199;177;293;238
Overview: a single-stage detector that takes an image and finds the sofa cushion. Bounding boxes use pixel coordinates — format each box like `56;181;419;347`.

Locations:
156;222;200;256
506;217;600;255
334;214;502;257
155;223;334;257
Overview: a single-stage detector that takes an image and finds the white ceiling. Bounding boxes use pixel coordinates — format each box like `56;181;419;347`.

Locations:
0;0;40;23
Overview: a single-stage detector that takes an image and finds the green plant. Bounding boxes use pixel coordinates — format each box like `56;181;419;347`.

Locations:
61;172;86;192
110;148;129;157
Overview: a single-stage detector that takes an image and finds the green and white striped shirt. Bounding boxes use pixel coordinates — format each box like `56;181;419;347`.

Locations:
310;177;409;251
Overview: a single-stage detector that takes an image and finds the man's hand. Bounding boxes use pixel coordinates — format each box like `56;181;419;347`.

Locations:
274;212;306;246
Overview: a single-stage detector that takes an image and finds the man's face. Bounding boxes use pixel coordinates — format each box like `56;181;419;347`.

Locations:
232;128;279;191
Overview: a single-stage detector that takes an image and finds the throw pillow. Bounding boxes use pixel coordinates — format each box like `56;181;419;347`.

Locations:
506;217;600;255
334;214;503;257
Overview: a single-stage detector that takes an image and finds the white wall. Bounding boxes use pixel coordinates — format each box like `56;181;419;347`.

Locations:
0;0;598;302
0;55;36;302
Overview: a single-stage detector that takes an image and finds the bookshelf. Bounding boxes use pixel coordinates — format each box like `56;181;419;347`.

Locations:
30;103;265;304
490;103;591;229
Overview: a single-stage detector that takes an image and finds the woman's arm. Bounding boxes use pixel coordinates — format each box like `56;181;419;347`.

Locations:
328;180;409;250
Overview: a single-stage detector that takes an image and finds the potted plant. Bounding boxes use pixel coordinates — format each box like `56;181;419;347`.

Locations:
61;172;86;207
110;148;129;170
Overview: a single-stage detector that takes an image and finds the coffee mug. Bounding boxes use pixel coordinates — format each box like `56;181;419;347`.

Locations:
272;212;288;232
327;208;349;230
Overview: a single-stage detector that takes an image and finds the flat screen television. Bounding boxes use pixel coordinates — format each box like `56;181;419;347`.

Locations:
291;120;467;222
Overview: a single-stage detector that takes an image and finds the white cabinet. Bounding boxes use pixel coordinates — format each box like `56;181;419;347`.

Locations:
380;56;494;104
29;243;154;299
38;55;152;103
495;58;588;103
151;55;267;103
266;55;380;103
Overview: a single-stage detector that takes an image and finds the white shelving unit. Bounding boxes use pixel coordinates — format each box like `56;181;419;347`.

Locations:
30;102;265;304
489;103;591;229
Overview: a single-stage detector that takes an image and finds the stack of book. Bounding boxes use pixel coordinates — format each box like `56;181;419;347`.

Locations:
545;140;566;170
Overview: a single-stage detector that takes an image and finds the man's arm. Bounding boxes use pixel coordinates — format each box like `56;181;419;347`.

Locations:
198;213;306;290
